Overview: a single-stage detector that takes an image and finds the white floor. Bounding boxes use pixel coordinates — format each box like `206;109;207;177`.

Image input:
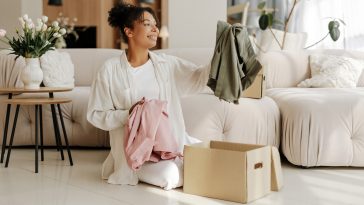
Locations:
0;149;363;205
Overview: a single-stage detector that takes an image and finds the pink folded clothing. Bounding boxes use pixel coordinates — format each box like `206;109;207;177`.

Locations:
124;97;182;170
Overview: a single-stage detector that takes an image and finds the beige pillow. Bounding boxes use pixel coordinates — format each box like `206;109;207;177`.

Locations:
298;54;364;88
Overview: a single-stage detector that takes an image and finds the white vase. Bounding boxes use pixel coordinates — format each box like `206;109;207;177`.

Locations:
21;58;43;89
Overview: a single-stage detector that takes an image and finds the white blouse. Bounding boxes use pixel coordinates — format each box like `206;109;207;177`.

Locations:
87;50;211;185
127;59;159;100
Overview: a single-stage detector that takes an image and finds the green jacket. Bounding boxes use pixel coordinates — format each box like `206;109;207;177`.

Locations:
207;21;262;104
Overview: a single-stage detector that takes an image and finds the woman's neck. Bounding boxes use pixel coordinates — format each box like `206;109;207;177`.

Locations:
126;47;149;68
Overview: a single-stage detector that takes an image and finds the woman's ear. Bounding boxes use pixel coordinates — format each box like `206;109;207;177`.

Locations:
124;28;133;38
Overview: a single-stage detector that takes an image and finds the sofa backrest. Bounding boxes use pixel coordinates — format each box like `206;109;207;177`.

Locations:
62;48;214;86
259;49;364;88
60;48;121;86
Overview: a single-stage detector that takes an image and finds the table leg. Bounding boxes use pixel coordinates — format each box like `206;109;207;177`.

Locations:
49;92;64;160
40;105;44;161
51;104;64;160
57;104;73;166
1;93;13;163
35;105;39;173
5;105;20;168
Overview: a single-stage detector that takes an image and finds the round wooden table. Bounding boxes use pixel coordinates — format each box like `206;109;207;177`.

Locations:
0;87;73;173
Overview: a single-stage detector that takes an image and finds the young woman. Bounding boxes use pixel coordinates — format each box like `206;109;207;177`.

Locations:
87;3;211;189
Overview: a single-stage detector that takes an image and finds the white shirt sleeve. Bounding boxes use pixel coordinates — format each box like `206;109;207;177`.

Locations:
87;63;129;131
166;55;211;97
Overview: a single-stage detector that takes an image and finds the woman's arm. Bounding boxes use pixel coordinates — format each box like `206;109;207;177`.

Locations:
87;64;129;131
167;55;211;97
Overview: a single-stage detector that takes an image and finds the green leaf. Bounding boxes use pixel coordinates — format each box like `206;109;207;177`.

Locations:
329;27;340;41
259;14;269;30
328;20;339;31
328;20;341;41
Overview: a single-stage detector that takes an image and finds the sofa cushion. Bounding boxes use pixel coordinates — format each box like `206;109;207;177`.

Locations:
258;50;310;89
181;93;280;147
267;88;364;167
0;50;24;89
298;54;364;88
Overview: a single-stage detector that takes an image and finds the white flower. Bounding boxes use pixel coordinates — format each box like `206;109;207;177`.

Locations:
35;25;42;32
59;28;66;35
35;19;43;31
53;33;62;38
25;19;34;29
22;14;29;21
0;29;6;37
18;17;25;28
52;21;59;27
41;16;48;23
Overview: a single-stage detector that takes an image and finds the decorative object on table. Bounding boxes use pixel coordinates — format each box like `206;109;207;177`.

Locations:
40;50;75;88
54;12;79;49
0;14;66;89
256;0;345;51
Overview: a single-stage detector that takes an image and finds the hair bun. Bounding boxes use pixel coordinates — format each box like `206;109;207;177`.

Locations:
108;3;135;28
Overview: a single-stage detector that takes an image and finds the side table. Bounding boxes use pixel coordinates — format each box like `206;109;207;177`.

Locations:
0;87;73;173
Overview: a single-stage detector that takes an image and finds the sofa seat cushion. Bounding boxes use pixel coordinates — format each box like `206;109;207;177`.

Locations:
267;88;364;167
181;93;280;147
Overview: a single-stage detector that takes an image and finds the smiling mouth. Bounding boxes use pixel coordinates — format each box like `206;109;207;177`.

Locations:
147;35;157;41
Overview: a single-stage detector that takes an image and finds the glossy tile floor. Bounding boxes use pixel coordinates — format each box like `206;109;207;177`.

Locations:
0;149;363;205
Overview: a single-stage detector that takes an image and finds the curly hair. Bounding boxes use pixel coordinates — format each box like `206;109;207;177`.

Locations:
108;3;160;43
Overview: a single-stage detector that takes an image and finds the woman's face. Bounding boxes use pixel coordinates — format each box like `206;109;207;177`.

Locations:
126;12;159;49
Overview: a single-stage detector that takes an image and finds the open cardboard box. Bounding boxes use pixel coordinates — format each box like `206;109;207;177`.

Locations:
242;68;265;99
183;141;272;204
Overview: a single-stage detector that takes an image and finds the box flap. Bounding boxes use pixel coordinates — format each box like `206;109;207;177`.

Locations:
271;146;284;191
210;141;265;152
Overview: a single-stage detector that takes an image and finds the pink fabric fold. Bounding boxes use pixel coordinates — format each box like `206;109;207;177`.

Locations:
124;97;182;170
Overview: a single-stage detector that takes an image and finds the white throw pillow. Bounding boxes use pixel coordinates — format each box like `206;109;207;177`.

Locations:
298;54;364;88
136;157;183;190
40;50;75;88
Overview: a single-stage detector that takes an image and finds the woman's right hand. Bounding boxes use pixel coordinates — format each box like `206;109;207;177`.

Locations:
129;98;146;114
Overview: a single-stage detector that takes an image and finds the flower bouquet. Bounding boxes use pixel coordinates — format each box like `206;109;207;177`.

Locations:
0;14;66;89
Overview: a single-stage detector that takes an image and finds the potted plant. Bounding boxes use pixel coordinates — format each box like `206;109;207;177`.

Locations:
257;0;345;50
0;14;66;89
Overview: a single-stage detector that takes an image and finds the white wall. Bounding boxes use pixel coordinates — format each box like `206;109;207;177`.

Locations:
0;0;42;47
167;0;226;48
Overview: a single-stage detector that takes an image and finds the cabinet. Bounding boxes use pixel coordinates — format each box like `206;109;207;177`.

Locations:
43;0;117;48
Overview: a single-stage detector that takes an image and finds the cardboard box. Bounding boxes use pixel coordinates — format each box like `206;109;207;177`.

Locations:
242;68;265;99
183;141;271;204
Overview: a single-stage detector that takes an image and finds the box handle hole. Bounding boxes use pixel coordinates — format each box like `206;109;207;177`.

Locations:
254;162;263;169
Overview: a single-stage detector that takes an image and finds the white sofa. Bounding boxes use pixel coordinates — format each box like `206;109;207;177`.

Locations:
260;49;364;167
0;48;280;149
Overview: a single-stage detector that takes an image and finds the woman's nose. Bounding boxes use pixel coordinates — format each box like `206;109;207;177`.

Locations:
152;25;159;32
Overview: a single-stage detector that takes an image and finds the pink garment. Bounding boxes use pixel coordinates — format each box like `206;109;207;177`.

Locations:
124;97;182;170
